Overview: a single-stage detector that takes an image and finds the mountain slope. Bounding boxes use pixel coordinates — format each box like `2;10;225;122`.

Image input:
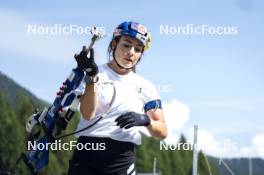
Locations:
209;157;264;175
0;71;48;107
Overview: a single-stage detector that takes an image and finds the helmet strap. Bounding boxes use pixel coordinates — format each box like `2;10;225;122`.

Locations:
112;46;135;70
113;57;134;70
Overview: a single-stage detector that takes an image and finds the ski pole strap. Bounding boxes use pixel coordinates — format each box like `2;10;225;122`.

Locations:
144;99;162;112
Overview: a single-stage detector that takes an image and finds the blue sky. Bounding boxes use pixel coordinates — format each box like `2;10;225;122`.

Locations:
1;0;264;158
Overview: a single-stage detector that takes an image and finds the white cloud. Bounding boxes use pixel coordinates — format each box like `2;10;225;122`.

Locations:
195;129;222;156
163;99;190;144
185;128;264;159
194;129;240;158
224;133;264;159
239;147;254;157
252;133;264;158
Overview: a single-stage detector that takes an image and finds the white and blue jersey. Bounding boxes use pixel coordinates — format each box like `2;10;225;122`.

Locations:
75;64;162;145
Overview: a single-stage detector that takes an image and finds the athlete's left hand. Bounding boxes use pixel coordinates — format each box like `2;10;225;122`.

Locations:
115;112;151;129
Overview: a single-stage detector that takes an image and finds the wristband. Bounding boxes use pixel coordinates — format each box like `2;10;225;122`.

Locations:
84;74;99;85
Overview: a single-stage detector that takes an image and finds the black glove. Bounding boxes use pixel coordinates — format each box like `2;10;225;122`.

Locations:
74;46;98;77
115;112;151;129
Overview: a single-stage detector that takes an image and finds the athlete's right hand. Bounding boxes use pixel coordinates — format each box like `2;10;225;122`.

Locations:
74;46;98;77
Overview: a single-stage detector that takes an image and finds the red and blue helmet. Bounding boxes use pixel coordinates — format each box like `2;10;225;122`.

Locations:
113;21;151;51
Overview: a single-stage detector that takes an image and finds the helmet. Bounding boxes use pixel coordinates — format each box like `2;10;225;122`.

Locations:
113;21;151;51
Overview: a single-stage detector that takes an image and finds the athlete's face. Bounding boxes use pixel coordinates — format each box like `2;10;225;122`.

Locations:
113;36;144;69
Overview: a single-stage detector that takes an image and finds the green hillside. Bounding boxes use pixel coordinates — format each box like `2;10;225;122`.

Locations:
209;157;264;175
0;71;48;107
